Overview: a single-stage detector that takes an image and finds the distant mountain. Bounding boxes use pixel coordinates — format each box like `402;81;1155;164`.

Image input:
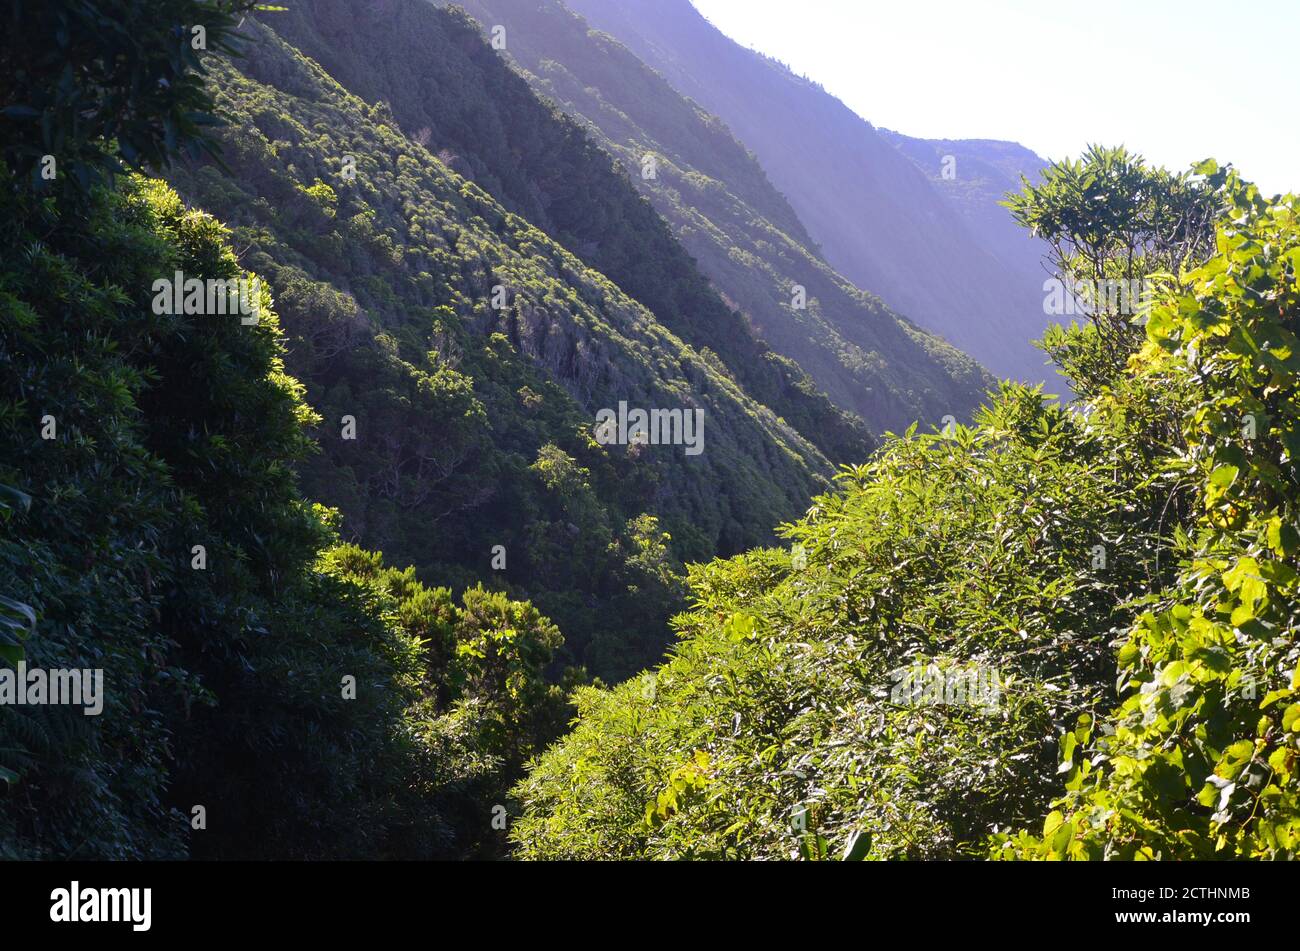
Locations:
440;0;991;435
565;0;1060;387
879;133;1049;294
878;132;1071;392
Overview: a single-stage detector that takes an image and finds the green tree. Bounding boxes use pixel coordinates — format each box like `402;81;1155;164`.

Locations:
1;0;269;197
1005;144;1219;395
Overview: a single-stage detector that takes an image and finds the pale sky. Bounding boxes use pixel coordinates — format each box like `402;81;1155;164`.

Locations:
689;0;1299;196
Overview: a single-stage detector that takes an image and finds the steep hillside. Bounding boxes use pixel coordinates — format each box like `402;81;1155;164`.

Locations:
565;0;1055;386
438;0;991;434
0;0;585;853
0;169;569;859
260;0;874;464
6;0;1297;870
167;15;834;678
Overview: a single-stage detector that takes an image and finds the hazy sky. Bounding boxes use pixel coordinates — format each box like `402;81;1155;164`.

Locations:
689;0;1298;196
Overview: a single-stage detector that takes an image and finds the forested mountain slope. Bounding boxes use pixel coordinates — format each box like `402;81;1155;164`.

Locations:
166;15;834;678
1;168;569;859
435;0;991;432
565;0;1055;386
1;0;590;858
259;0;876;464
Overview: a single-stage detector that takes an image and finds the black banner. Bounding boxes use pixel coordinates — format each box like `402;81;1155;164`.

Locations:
1;860;1281;938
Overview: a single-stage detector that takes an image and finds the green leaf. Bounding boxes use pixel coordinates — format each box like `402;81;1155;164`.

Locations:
841;829;872;861
1216;740;1256;778
1282;704;1300;732
724;613;757;642
0;483;31;513
1043;810;1065;837
1208;464;1239;489
0;595;36;630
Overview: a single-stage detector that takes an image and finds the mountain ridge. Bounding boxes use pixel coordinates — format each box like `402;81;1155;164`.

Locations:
565;0;1059;385
436;0;992;433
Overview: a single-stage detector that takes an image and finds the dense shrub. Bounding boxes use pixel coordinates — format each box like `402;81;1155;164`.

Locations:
995;166;1300;859
512;158;1300;862
0;172;562;858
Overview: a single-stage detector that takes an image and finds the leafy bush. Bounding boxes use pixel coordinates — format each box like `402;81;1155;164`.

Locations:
995;165;1300;859
513;158;1300;862
0;171;561;858
0;0;264;195
512;381;1178;858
